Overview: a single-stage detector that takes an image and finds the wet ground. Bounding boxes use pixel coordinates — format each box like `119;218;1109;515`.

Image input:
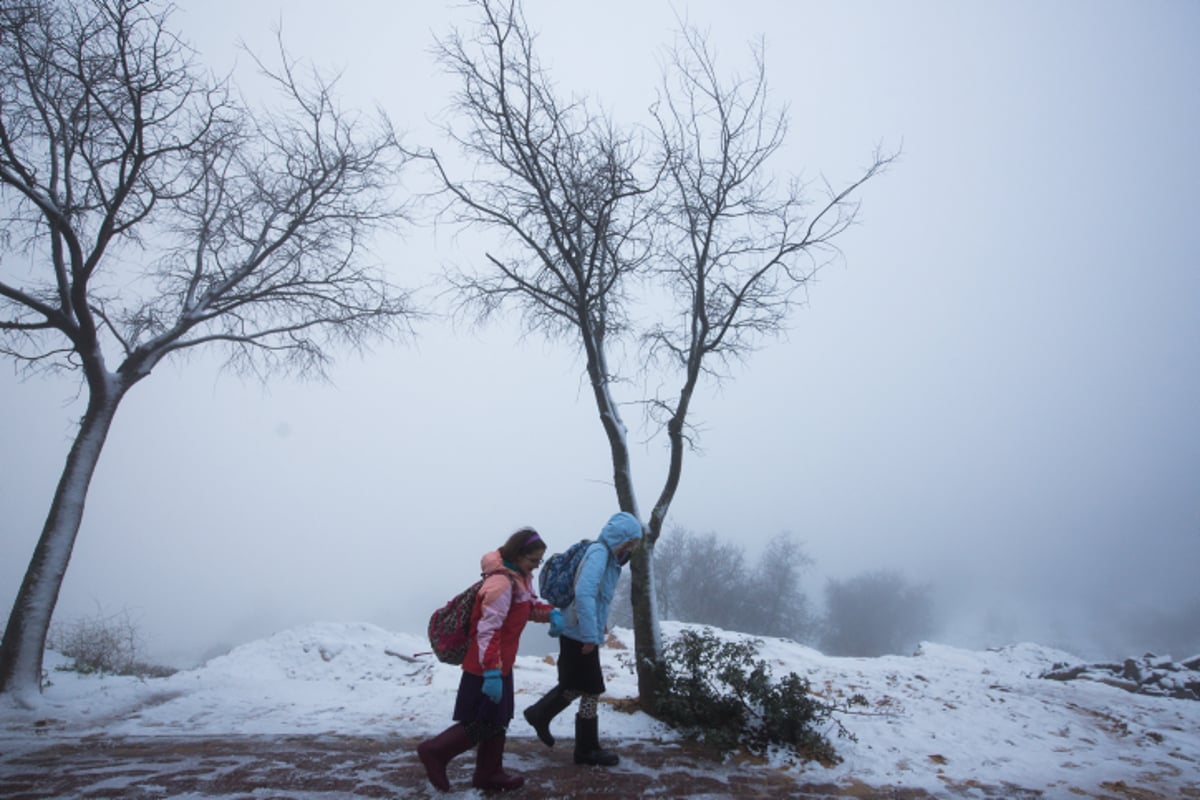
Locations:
1;734;1194;799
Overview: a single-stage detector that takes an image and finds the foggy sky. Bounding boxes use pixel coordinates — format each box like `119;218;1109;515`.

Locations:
3;0;1198;667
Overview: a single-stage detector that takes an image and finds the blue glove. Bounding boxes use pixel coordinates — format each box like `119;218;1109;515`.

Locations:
482;669;503;704
548;609;563;637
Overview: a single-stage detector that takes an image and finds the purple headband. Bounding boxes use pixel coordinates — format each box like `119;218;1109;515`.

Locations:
524;531;542;547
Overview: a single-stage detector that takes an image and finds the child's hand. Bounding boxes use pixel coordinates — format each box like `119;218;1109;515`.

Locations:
482;669;503;703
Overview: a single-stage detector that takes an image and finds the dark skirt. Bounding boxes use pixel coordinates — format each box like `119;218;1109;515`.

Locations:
452;670;515;725
557;636;606;695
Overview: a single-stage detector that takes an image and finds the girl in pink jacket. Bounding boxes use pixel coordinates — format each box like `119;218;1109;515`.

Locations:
417;527;560;792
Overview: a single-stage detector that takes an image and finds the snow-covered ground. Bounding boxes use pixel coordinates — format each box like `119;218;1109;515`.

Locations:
2;621;1197;797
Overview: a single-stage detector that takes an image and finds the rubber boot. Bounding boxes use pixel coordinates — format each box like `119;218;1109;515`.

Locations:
416;723;475;792
573;714;619;767
472;733;525;792
523;684;573;747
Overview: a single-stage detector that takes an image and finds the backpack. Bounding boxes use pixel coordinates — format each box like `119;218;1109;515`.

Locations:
538;539;594;608
427;571;515;665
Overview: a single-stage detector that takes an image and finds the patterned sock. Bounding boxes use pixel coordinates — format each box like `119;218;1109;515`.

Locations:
465;720;507;742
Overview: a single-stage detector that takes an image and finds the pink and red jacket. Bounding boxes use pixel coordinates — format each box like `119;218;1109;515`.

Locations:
463;550;554;677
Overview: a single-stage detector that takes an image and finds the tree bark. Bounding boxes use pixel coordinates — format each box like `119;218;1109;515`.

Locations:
580;330;667;707
628;543;665;711
629;363;699;710
0;373;126;703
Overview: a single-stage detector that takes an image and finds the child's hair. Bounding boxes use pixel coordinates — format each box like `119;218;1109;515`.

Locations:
500;527;545;562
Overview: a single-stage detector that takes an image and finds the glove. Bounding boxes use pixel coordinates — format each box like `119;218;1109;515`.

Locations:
548;608;563;637
482;669;503;704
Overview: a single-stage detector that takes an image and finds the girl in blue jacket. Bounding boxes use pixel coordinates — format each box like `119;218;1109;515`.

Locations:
524;511;643;767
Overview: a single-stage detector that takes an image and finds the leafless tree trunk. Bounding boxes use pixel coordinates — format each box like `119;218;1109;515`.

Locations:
0;0;416;703
426;0;894;711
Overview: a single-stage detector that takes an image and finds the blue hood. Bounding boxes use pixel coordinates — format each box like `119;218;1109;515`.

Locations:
597;511;643;550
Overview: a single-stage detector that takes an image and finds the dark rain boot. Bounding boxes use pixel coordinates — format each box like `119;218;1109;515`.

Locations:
573;714;619;767
416;723;475;792
523;684;574;747
472;733;525;792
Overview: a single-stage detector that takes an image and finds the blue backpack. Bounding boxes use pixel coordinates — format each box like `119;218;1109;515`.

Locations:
538;539;593;608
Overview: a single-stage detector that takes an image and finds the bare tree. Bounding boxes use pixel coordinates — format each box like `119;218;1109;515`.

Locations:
0;0;416;703
670;531;751;632
425;0;658;515
426;0;893;709
752;532;814;640
631;27;896;701
651;526;690;623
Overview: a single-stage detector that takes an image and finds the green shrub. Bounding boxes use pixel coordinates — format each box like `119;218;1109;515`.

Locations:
654;628;851;763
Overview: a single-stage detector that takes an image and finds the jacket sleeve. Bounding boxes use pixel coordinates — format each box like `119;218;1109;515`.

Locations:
474;574;514;671
529;599;555;623
572;546;608;645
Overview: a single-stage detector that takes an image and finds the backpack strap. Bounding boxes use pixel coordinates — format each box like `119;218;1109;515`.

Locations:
590;539;616;568
573;540;614;594
481;569;518;598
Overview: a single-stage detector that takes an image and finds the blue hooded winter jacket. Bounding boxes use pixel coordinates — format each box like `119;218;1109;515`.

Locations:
561;512;643;645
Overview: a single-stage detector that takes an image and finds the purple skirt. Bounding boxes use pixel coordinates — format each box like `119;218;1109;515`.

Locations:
452;670;515;725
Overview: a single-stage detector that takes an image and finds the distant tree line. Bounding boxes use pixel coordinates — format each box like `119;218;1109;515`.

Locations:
821;569;936;657
609;528;938;657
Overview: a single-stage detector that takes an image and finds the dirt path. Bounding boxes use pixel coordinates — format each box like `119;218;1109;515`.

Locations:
0;734;1189;799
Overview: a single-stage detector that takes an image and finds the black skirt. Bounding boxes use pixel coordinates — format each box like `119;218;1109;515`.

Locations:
452;670;515;725
556;635;606;695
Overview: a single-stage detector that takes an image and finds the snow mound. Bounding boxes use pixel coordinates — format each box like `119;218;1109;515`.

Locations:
199;621;430;683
